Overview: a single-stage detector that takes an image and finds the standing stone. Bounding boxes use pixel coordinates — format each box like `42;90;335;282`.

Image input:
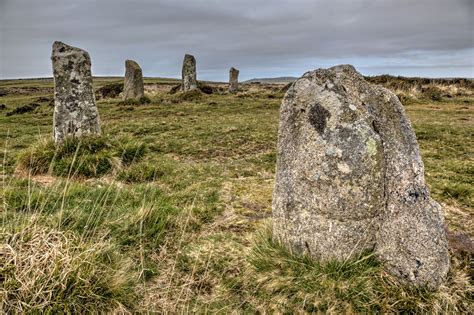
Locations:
272;65;449;287
51;41;101;143
182;54;197;92
123;60;144;100
229;67;239;92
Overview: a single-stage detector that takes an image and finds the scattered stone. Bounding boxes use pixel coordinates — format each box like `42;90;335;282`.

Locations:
272;65;449;287
51;41;101;143
182;54;197;92
5;103;40;116
229;67;239;92
123;60;144;100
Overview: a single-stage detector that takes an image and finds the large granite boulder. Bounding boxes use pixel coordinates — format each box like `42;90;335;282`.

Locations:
123;59;144;100
272;65;449;287
182;54;197;92
229;67;239;92
51;41;101;143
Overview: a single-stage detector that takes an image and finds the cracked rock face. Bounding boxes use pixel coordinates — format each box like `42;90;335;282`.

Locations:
182;54;197;92
123;60;144;100
51;41;101;143
272;65;449;287
229;67;239;92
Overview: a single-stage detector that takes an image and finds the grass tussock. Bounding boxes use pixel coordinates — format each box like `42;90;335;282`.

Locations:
176;89;203;102
1;226;138;313
241;227;473;313
16;135;147;178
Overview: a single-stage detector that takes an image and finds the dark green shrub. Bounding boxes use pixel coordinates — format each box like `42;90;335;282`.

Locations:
139;96;151;104
198;84;214;94
168;84;181;94
6;103;41;116
422;86;443;101
95;82;123;99
176;89;203;102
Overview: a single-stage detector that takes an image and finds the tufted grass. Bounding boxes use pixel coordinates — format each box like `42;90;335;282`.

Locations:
16;134;147;178
0;77;472;312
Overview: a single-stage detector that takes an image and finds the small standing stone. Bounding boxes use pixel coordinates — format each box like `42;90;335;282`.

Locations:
272;65;449;287
182;54;197;92
51;41;101;143
229;67;239;92
123;60;144;100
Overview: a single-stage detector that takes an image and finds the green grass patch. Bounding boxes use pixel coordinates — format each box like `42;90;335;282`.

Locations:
239;228;473;313
16;135;147;178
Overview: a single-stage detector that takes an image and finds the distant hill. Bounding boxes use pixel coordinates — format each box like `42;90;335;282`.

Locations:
244;77;298;84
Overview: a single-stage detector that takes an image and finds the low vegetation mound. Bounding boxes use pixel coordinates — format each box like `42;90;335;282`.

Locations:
117;96;151;105
366;75;474;100
16;135;147;178
6;102;41;116
95;82;123;99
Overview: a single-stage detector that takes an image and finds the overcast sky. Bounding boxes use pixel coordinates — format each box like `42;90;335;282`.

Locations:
0;0;473;80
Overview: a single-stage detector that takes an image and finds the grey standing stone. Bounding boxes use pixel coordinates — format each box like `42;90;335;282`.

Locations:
272;64;449;287
123;60;144;100
229;67;239;92
182;54;197;92
51;41;101;143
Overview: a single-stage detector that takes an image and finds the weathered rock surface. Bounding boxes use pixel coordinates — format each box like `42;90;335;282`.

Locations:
273;65;449;287
123;60;144;100
229;67;239;92
182;54;197;92
51;41;101;143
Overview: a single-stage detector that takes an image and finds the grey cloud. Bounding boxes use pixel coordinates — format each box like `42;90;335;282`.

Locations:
1;0;473;80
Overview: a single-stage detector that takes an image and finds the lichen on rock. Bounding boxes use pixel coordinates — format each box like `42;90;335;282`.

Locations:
123;60;144;100
229;67;239;92
182;54;197;92
272;64;449;287
51;41;101;143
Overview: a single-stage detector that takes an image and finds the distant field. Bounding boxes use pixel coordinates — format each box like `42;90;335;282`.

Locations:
1;77;472;312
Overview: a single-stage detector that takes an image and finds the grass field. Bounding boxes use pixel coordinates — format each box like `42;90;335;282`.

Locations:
1;77;472;312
